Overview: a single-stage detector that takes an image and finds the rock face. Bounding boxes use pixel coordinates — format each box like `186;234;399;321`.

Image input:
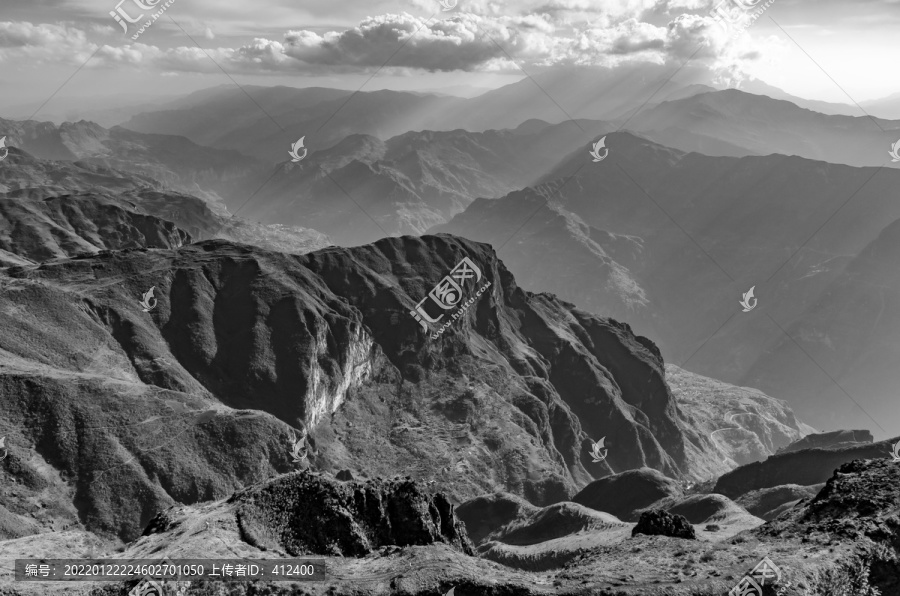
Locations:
713;439;897;499
227;472;474;557
572;468;683;521
631;509;696;539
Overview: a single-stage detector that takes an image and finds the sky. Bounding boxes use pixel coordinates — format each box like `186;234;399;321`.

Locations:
0;0;898;116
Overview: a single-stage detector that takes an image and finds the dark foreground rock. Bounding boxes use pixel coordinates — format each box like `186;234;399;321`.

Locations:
228;471;474;557
631;509;696;539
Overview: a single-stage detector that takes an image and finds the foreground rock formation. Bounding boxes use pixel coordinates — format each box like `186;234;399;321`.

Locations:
631;509;696;539
141;471;475;557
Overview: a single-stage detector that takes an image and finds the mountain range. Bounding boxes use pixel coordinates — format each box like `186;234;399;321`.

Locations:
434;129;900;434
239;120;608;245
2;68;900;595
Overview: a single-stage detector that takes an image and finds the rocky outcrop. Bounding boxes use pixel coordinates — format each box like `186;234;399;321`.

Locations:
777;430;873;454
631;509;696;539
572;468;683;521
758;459;900;595
714;438;897;499
229;472;474;557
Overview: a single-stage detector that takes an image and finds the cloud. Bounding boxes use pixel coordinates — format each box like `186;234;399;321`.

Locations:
282;13;513;72
0;0;781;84
0;21;96;63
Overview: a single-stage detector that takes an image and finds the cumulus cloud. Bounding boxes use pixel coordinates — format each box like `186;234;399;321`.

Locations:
0;0;780;85
0;21;97;64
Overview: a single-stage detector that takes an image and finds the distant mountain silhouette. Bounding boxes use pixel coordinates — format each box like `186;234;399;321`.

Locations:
122;86;465;163
243;121;609;245
630;89;900;167
0;116;263;209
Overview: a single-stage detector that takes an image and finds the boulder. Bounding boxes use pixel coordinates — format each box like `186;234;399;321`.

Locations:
230;471;474;557
631;509;696;540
